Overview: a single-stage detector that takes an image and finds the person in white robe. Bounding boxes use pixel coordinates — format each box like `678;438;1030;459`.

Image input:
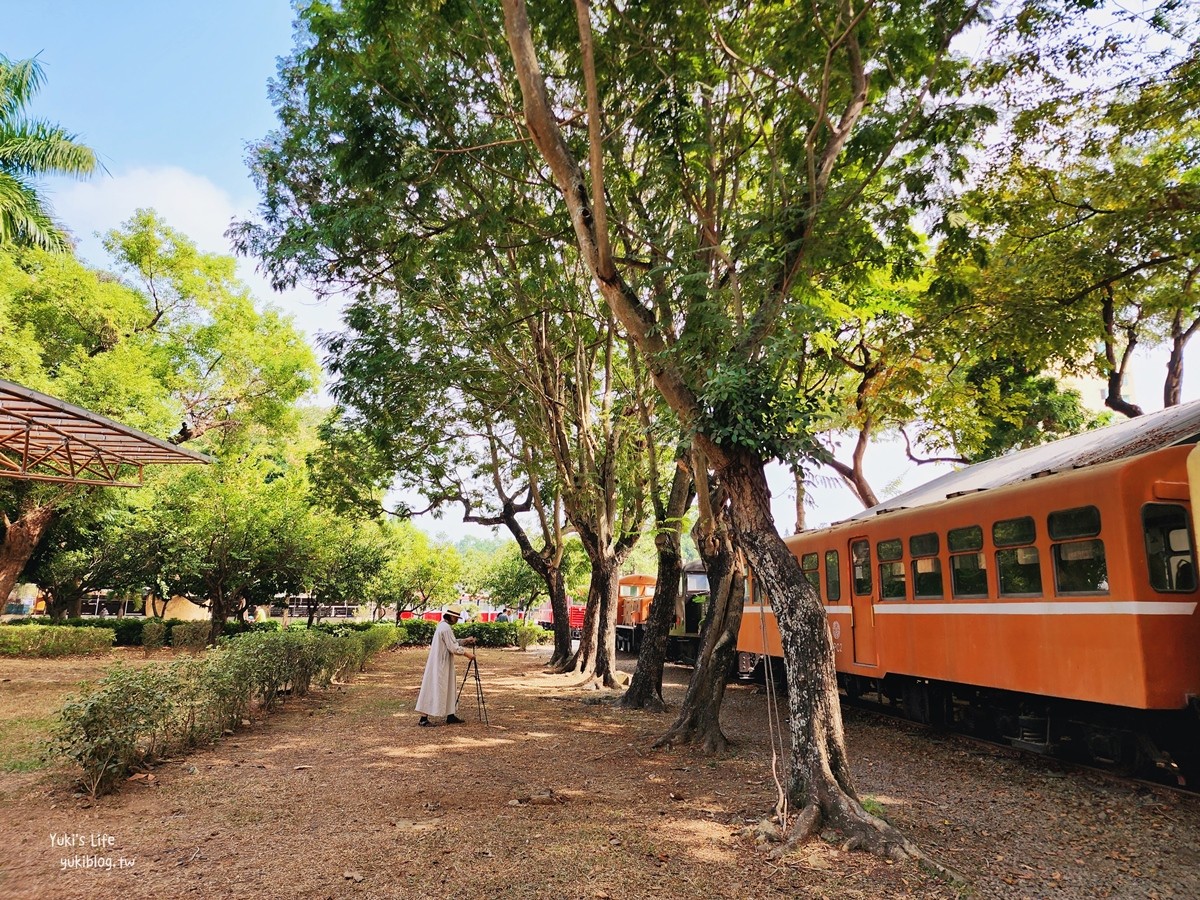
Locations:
416;604;476;726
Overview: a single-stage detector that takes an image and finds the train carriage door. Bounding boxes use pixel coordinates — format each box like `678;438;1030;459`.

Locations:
849;538;878;666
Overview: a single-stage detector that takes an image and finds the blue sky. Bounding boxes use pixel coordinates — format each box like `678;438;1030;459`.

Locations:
6;3;295;197
6;3;1198;536
4;3;345;343
6;2;292;206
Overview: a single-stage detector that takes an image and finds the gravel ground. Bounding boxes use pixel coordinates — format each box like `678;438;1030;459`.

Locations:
1;646;1196;899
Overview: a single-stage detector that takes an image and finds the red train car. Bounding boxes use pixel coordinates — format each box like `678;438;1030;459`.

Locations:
738;404;1200;780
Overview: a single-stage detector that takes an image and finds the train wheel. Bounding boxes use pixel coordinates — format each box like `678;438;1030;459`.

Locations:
902;681;939;725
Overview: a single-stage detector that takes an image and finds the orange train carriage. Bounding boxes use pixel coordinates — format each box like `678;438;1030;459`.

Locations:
613;564;712;662
737;420;1200;781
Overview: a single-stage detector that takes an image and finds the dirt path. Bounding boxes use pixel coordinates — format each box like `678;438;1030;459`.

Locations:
1;646;1197;899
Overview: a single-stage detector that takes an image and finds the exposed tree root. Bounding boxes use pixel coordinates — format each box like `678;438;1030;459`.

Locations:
652;723;729;754
766;800;966;885
616;692;666;713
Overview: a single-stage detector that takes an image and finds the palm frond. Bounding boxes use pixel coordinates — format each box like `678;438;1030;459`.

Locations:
0;55;46;125
0;122;100;177
0;171;70;252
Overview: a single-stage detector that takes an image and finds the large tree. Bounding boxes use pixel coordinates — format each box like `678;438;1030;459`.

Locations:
0;55;99;252
235;0;1051;858
0;214;319;604
496;0;990;855
932;4;1199;415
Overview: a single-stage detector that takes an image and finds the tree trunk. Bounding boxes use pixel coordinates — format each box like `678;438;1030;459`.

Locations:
47;589;86;620
654;505;743;752
560;575;599;675
0;505;55;606
620;460;693;710
1102;286;1144;418
559;559;621;687
619;530;682;710
793;467;806;534
543;565;573;668
500;505;573;667
719;448;919;858
1165;327;1185;408
208;588;227;646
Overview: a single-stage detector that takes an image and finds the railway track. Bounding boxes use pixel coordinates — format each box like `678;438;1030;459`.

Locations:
840;695;1200;798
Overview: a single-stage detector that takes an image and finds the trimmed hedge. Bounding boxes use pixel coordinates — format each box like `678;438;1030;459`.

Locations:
221;619;283;636
142;621;167;654
50;625;405;798
171;621;211;653
3;615;285;648
3;616;551;651
0;624;115;658
4;616;148;647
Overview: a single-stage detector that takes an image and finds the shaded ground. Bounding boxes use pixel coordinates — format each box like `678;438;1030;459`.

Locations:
1;646;1197;899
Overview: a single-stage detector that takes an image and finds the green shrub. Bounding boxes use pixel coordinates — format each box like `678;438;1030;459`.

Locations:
106;617;146;647
516;623;550;650
401;618;437;645
171;621;211;653
49;663;177;797
49;625;399;797
455;621;518;648
222;619;283;637
2;616;143;646
0;625;115;658
142;621;167;654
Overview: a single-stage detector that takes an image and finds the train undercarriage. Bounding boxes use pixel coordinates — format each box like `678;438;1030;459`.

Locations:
736;652;1200;788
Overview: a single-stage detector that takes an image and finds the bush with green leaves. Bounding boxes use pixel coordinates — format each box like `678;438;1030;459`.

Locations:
455;621;517;648
142;621;167;654
49;624;404;797
222;619;283;637
515;623;550;650
3;616;144;646
400;618;437;645
171;621;211;653
0;624;115;658
49;663;175;797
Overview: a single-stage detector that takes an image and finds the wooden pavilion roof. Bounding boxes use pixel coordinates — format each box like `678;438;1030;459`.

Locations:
0;378;211;487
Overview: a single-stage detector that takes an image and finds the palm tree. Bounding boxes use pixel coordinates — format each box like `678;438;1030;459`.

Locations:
0;55;100;252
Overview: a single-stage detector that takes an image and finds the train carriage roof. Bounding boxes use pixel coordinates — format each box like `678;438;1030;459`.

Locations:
851;398;1200;521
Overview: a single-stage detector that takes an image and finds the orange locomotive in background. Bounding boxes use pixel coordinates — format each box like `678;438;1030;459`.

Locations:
738;405;1200;781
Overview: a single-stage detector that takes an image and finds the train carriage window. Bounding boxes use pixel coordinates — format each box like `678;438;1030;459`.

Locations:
880;561;906;600
994;517;1042;596
1053;540;1109;594
993;516;1036;547
951;553;988;597
1048;506;1101;540
800;553;820;591
1142;503;1197;593
909;532;939;557
877;539;902;561
997;546;1043;595
947;525;983;552
851;540;872;595
948;525;987;598
912;556;944;598
825;550;841;602
909;532;942;598
876;540;905;599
